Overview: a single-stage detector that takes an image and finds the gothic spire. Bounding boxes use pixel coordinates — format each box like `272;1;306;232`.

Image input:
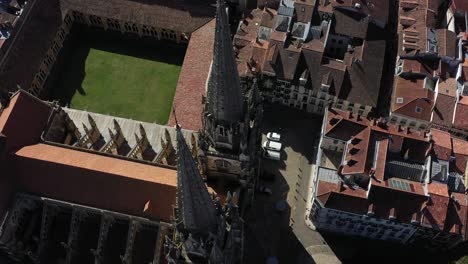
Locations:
176;124;218;234
206;0;244;123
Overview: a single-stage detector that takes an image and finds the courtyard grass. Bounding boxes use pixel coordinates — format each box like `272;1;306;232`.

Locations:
69;48;181;124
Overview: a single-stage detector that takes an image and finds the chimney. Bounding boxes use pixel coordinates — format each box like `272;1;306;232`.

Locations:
410;212;421;225
389;208;396;221
367;203;375;216
404;148;410;160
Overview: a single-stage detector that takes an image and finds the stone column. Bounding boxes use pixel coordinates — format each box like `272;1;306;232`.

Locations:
93;214;114;264
120;220;140;264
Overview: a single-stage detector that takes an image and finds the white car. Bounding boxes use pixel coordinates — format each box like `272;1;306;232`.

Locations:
262;140;282;152
263;149;281;160
266;132;281;142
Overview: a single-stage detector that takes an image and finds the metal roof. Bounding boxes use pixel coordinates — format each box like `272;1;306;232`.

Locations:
318;166;340;184
278;6;294;17
384;158;425;182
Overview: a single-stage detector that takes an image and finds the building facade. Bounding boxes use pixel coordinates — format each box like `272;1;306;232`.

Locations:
233;0;389;117
310;107;468;250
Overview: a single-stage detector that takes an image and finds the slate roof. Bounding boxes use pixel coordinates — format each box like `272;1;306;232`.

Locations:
384;157;425;182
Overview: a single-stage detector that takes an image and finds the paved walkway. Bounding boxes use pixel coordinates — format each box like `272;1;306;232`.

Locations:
243;104;340;264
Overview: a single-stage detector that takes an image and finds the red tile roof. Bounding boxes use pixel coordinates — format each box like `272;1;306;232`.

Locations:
431;128;468;173
423;192;449;230
401;59;437;77
318;0;389;26
369;184;427;223
431;129;468;156
341;127;373;175
444;192;468;238
433;94;456;127
391;77;435;121
13;143;178;222
451;0;468;13
316;180;369;215
454;100;468;130
167;19;215;131
326;108;429;142
397;0;439;56
436;29;457;58
0;91;52;153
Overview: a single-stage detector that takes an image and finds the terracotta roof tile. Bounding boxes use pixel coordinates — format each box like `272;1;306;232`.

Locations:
341;127;373;175
0;91;52;153
444;192;468;238
168;19;215;131
436;29;457;58
423;192;449;230
433;94;456;128
454;101;468;130
370;184;427;223
14;143;178;221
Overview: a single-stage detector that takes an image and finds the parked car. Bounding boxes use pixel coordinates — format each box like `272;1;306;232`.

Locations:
266;132;281;142
263;149;281;160
262;140;282;151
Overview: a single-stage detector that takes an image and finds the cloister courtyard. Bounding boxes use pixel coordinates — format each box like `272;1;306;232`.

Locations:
45;26;185;124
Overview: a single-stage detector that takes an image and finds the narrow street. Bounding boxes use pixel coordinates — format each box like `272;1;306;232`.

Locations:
243;104;340;264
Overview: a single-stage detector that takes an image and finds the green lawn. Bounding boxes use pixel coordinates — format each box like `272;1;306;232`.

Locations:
68;48;180;123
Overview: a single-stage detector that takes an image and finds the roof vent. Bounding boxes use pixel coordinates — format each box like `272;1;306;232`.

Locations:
354;3;361;9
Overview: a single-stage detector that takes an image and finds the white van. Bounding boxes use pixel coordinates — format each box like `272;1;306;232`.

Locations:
263;149;281;160
262;140;282;151
267;132;281;142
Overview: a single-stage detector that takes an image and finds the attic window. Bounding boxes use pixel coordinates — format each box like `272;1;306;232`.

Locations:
329;117;340;125
349;148;359;155
351;137;361;145
396;97;404;104
415;106;422;113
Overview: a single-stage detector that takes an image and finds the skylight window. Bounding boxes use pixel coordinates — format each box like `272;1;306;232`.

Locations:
396;97;404;104
388;178;412;192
